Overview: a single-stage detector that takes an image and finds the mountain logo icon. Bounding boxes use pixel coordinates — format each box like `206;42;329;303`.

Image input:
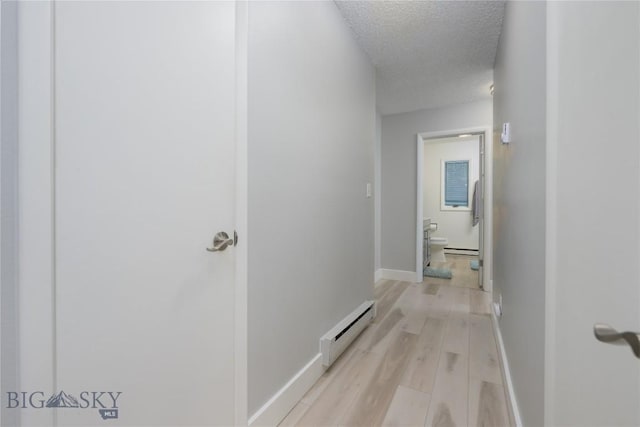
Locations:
45;391;80;408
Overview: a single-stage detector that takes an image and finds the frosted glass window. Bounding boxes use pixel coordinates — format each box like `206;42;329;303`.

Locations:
443;160;469;207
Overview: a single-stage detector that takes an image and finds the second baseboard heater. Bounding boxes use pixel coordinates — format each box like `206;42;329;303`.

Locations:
320;300;376;367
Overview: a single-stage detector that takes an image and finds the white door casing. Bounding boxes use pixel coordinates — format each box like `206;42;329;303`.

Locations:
16;1;244;425
477;133;485;289
416;127;493;292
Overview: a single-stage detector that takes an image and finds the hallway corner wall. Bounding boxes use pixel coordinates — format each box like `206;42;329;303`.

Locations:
492;1;547;426
247;1;376;418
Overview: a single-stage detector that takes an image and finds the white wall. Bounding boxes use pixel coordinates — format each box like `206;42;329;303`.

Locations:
14;3;56;425
381;100;492;272
423;136;479;250
546;3;640;425
0;3;20;426
247;1;375;417
492;2;547;426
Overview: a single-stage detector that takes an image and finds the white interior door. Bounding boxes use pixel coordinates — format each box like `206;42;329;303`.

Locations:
547;3;640;425
47;2;237;425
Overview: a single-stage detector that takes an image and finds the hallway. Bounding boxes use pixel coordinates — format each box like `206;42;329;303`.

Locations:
281;257;511;426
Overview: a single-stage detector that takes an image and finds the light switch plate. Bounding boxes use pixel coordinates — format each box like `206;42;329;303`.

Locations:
501;122;511;144
366;183;372;198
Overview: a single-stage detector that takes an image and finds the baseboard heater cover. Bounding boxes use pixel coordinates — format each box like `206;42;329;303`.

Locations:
444;247;479;251
320;300;376;367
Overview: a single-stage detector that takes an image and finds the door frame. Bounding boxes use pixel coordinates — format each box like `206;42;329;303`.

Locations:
415;126;493;292
234;1;249;424
0;2;250;425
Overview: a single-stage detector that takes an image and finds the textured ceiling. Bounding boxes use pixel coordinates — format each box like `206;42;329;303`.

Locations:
334;1;505;115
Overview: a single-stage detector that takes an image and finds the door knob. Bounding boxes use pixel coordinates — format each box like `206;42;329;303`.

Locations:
206;231;235;252
593;323;640;358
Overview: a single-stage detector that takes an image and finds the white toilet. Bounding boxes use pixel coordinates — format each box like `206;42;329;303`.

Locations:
424;218;449;263
429;237;449;262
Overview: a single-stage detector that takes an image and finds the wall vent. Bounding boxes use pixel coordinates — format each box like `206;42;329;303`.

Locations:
320;301;375;367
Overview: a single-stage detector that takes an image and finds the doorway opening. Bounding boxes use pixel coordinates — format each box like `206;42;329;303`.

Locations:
416;127;492;292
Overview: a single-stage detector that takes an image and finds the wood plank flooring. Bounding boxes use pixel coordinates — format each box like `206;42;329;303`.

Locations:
426;254;480;290
280;255;511;427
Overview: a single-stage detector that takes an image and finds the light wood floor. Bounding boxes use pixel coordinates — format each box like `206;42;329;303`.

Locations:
428;254;480;290
280;255;512;427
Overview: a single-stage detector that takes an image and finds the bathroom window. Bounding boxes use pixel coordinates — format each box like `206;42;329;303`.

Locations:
441;160;470;211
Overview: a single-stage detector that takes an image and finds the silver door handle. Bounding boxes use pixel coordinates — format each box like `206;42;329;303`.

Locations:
593;323;640;358
206;231;235;252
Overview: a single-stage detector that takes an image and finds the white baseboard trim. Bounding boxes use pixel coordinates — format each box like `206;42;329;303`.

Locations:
378;268;417;282
248;353;324;426
491;311;523;427
374;269;383;283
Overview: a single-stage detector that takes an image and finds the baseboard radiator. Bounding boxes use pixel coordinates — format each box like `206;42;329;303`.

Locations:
320;300;376;367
